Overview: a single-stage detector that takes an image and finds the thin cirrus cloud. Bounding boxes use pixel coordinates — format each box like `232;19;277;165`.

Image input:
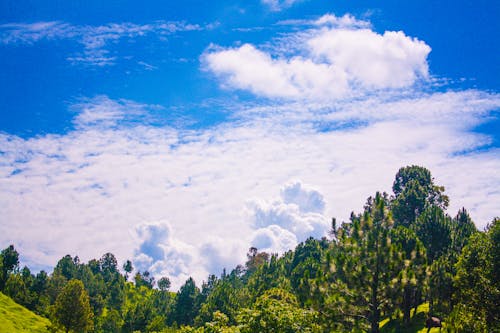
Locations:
202;14;431;100
261;0;304;11
0;20;204;66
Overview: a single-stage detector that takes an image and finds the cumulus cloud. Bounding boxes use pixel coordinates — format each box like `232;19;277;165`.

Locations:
133;221;202;289
203;14;430;100
251;225;298;254
247;182;331;253
0;20;203;66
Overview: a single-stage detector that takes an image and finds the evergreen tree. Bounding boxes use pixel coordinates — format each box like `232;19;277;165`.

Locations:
329;193;401;333
174;277;200;326
53;279;94;333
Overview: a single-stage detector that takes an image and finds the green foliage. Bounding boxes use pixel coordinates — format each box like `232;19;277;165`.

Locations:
328;192;402;333
0;245;20;290
53;279;93;333
449;218;500;332
237;288;321;333
196;270;250;326
389;226;427;325
174;277;200;326
413;206;452;264
391;166;448;227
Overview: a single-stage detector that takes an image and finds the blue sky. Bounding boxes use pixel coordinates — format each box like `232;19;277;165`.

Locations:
0;0;499;288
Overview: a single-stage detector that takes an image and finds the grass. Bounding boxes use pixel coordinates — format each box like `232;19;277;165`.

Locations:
0;292;54;333
380;303;445;333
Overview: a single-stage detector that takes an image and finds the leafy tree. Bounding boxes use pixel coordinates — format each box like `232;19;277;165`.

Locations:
134;270;155;289
122;299;155;332
0;244;19;290
244;247;269;276
123;259;133;280
100;309;123;333
158;276;171;291
391;166;448;227
196;270;250;326
237;288;320;333
449;218;500;332
54;255;78;280
4;273;34;308
53;279;94;333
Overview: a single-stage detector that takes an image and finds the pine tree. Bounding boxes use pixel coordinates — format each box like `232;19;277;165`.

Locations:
53;279;94;333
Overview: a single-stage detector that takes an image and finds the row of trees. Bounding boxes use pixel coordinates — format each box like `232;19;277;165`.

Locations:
1;166;498;332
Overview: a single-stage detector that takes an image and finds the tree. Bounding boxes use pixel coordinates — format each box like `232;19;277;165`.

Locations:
449;218;500;332
391;166;448;227
413;206;452;264
174;277;200;326
158;276;171;291
329;193;401;333
134;270;155;289
245;247;269;276
450;207;477;255
389;226;427;325
4;273;33;308
237;288;320;333
54;255;78;280
53;279;94;333
123;260;133;280
0;244;19;290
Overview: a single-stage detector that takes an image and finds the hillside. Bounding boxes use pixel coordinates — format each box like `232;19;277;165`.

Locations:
380;303;445;333
0;292;53;333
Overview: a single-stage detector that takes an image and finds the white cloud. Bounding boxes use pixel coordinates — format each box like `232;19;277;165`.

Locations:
0;92;499;288
133;220;202;289
261;0;303;11
0;20;203;66
203;14;430;100
281;181;325;213
247;181;329;254
251;225;298;254
278;13;371;29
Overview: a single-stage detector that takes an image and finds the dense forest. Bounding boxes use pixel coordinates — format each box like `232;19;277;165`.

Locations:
0;166;498;332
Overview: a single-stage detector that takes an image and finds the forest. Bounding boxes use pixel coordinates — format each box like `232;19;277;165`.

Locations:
0;166;498;332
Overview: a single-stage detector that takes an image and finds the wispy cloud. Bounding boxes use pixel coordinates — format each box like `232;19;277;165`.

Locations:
0;20;204;66
0;89;498;288
261;0;305;12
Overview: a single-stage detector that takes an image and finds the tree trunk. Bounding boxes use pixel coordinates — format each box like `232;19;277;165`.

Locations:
403;286;412;326
370;237;380;333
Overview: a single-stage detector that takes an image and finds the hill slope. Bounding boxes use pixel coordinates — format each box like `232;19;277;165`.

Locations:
0;292;52;333
380;303;445;333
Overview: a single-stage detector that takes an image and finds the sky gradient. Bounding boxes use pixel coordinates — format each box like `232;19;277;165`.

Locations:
0;0;499;289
